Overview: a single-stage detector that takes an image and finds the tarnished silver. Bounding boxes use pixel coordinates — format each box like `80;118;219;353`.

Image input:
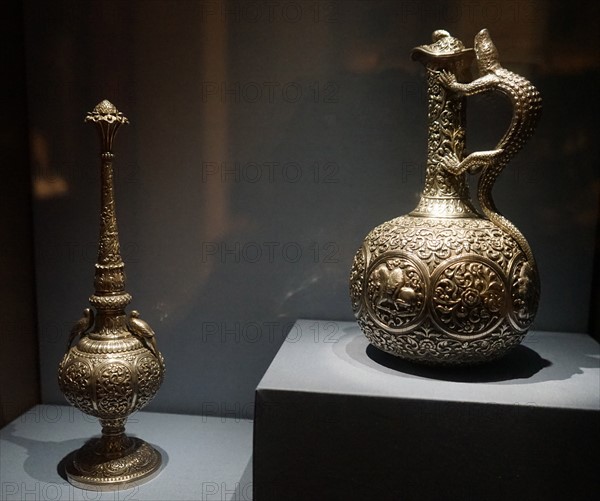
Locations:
350;29;541;364
58;100;165;489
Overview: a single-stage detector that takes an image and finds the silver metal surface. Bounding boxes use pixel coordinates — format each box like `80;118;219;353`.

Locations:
57;100;165;489
350;30;541;364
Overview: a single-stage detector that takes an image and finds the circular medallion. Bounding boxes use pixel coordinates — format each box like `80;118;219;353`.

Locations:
349;246;368;316
95;362;134;416
507;256;540;332
364;253;428;333
430;256;508;338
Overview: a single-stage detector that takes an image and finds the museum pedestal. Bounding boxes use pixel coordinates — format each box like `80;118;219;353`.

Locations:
0;406;252;500
254;319;600;501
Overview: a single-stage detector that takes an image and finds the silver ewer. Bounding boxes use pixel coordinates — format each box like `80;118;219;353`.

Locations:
350;30;541;364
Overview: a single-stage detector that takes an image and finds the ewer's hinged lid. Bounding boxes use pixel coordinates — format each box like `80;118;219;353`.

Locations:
411;29;474;64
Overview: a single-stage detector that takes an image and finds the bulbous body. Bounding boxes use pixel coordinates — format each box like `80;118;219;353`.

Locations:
350;215;539;364
58;324;164;421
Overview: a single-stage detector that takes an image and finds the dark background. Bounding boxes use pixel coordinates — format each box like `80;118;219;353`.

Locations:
2;0;599;424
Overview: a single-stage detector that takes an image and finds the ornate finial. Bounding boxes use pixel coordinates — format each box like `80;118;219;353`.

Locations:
86;100;129;124
411;29;473;63
94;100;118;114
85;100;129;153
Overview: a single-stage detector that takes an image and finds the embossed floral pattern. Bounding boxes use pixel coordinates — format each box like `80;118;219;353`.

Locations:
96;363;134;416
431;260;507;336
349;248;366;314
136;356;164;408
58;358;95;415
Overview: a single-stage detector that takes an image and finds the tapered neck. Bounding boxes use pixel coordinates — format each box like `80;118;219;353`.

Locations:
410;32;478;218
85;100;132;313
96;152;125;288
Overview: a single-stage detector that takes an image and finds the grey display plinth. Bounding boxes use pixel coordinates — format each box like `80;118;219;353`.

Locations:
254;320;600;501
1;405;252;500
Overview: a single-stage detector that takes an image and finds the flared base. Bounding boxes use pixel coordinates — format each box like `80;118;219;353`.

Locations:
363;326;526;366
66;436;161;491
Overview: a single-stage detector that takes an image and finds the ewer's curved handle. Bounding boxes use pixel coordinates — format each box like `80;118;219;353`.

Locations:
439;29;542;267
437;29;542;182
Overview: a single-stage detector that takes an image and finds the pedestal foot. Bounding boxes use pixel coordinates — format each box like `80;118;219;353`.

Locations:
65;437;161;491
